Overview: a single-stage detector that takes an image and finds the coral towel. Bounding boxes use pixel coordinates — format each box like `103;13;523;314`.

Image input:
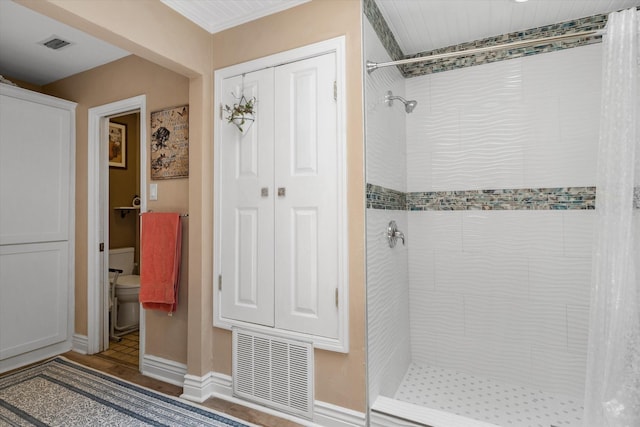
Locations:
140;212;182;313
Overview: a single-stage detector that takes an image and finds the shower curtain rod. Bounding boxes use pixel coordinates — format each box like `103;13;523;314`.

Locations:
366;29;604;74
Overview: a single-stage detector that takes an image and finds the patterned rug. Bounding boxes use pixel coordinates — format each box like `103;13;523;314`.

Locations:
0;357;254;426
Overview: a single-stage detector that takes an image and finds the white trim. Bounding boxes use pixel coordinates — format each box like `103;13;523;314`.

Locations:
87;95;146;355
181;371;226;403
314;401;366;427
371;396;500;427
140;354;187;387
72;334;88;354
180;371;365;427
213;36;349;353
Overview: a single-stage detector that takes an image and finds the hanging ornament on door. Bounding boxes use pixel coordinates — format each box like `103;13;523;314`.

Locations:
223;73;256;134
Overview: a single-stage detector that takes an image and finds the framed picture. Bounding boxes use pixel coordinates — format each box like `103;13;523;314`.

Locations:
150;105;189;179
109;122;126;168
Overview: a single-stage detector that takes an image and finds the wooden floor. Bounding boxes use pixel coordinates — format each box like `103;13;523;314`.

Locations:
63;351;303;427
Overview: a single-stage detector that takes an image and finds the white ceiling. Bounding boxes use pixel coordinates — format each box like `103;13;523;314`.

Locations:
0;0;309;86
160;0;310;34
0;0;129;86
2;0;640;86
377;0;640;56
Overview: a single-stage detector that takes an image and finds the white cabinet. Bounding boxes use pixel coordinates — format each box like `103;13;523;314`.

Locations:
215;39;348;352
0;85;76;372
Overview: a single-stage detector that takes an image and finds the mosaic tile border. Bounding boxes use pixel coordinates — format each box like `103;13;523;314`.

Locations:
365;1;612;78
402;14;606;77
367;183;597;211
367;183;406;210
363;0;404;64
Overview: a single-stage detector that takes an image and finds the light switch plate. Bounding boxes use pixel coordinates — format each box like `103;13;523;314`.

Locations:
149;183;158;201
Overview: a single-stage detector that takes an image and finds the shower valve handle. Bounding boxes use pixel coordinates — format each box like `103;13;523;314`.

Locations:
387;220;406;248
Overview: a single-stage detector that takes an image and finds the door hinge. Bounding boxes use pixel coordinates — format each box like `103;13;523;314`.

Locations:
333;81;337;101
335;288;339;307
99;242;104;252
218;274;222;291
219;103;223;120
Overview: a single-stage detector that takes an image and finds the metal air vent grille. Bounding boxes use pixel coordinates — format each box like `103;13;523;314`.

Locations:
232;328;313;419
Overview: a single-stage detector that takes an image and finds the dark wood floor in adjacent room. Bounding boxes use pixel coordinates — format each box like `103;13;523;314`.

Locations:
63;351;303;427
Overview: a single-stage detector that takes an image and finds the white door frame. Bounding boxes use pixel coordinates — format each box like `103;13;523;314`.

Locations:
87;95;147;358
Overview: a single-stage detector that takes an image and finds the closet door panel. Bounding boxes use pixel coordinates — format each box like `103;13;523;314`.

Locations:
274;52;339;338
0;95;70;245
220;69;275;327
0;242;68;360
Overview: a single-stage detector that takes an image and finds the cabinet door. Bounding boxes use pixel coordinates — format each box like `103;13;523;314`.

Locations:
274;52;339;338
0;87;75;369
220;69;276;326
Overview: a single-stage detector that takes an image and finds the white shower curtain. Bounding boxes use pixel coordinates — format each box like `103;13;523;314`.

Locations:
583;8;640;427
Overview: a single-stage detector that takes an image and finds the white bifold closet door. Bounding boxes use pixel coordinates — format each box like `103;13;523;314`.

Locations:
220;52;339;339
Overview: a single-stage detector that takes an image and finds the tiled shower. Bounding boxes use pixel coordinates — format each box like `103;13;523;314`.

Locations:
365;9;601;427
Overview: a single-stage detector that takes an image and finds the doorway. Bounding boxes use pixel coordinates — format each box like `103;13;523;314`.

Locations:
87;96;147;367
104;111;141;366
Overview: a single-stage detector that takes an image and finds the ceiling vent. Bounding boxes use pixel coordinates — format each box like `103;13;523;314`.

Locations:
40;36;71;50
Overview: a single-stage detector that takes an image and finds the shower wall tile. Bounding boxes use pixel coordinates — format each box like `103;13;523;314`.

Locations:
462;211;564;254
531;345;587;397
434;335;533;388
365;16;410;404
563;211;596;257
409;332;439;366
529;255;592;306
464;296;530;344
567;304;590;355
559;90;602;142
366;208;410;401
365;19;407;192
369;25;600;402
406;44;601;193
431;145;526;191
410;290;465;337
434;251;528;298
408;211;463;252
525;300;569;349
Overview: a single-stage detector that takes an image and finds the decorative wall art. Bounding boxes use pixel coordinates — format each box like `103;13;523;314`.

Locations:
150;105;189;179
109;122;126;168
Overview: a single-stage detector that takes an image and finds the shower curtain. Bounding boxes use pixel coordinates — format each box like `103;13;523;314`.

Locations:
583;8;640;427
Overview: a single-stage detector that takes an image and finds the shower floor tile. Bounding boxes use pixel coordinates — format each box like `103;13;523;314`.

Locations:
394;363;582;427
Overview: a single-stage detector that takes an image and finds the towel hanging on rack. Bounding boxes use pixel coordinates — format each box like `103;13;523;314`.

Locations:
139;212;182;313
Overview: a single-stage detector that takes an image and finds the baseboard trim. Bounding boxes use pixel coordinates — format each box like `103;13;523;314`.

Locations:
314;400;366;427
72;334;88;355
181;371;224;403
180;370;366;427
140;354;187;387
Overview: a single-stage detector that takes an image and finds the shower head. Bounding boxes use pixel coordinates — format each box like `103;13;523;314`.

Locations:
385;90;418;114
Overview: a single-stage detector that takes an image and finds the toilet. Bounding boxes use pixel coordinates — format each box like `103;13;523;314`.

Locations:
108;247;140;333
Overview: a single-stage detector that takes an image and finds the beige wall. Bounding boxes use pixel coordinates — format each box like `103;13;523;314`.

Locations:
43;55;191;362
20;0;365;414
20;0;212;366
211;0;365;411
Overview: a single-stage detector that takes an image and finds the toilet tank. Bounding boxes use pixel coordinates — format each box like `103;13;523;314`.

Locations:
109;247;135;275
